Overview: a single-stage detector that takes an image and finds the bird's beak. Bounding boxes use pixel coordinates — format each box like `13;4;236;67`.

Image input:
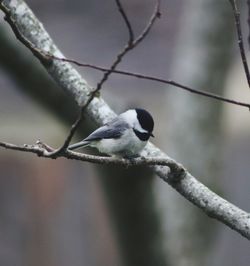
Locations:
150;132;154;137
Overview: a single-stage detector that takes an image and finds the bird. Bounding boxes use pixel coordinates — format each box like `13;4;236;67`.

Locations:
68;108;154;157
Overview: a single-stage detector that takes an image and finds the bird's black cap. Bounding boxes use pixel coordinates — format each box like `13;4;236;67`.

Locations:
135;108;154;136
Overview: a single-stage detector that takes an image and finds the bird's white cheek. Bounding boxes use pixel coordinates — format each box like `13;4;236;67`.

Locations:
134;124;147;134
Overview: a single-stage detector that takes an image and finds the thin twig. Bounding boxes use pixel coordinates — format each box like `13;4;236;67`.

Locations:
49;55;250;109
93;0;160;97
229;0;250;88
132;0;161;47
115;0;134;44
247;0;250;49
49;107;86;155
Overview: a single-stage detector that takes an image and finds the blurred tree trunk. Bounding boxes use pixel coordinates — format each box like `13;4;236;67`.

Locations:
99;165;167;266
0;26;78;124
157;1;235;265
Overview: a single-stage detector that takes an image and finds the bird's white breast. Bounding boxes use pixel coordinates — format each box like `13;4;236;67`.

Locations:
91;128;147;157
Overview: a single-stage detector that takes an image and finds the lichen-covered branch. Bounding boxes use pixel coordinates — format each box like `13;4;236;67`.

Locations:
0;0;250;240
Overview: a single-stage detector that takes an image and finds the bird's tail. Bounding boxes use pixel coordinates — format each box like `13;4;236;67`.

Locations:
68;141;90;150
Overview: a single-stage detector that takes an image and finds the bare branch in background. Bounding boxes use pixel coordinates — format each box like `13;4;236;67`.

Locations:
131;0;161;47
1;0;250;241
229;0;250;88
50;56;250;109
115;0;135;44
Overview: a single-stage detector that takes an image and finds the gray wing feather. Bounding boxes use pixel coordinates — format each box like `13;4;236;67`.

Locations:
68;118;129;150
68;141;89;150
84;118;129;141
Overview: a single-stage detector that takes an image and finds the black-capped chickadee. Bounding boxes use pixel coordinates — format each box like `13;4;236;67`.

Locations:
68;108;154;157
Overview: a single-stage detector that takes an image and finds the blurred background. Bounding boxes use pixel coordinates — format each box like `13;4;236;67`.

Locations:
0;0;250;265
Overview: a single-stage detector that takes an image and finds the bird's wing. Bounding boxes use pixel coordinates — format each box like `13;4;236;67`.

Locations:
84;118;129;142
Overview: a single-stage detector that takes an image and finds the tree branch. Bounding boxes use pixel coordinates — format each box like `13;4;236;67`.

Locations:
0;141;184;171
1;0;250;240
